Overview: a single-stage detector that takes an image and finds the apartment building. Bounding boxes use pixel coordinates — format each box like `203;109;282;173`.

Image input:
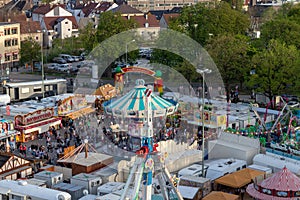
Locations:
127;0;198;12
0;22;20;84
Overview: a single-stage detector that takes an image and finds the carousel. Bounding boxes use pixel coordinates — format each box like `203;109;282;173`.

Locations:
104;79;181;200
246;166;300;199
104;79;177;150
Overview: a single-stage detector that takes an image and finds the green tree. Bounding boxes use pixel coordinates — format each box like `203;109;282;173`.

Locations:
97;11;137;42
247;39;300;108
169;2;249;45
78;22;98;52
92;11;138;78
260;18;300;48
20;38;41;71
206;34;251;102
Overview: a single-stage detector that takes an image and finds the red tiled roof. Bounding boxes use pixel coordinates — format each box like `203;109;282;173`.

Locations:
7;13;27;22
127;14;159;28
112;4;143;15
20;21;41;34
96;2;112;12
32;4;51;14
81;3;98;17
161;13;179;25
43;16;78;30
52;4;67;9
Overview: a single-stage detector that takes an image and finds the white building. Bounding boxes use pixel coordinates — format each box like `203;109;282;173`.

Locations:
0;180;71;200
32;4;78;47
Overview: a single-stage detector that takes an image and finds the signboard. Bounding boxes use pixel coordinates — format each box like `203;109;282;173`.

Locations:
193;111;226;126
122;66;155;76
15;108;54;126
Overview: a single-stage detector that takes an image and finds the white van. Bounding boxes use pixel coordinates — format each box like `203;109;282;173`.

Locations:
247;164;272;175
178;164;209;178
205;158;247;180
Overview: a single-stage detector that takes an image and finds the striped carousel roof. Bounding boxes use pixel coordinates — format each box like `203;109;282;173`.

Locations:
246;167;300;200
260;167;300;191
104;80;177;117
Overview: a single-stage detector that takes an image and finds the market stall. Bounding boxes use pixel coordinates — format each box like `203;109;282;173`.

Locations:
202;191;239;200
57;95;95;123
14;108;61;142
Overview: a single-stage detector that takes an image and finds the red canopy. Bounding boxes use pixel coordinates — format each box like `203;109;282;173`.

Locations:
261;167;300;191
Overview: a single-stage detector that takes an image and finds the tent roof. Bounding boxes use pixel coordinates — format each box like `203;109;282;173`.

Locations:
260;167;300;191
215;173;250;188
202;191;239;200
104;80;177;117
234;168;266;181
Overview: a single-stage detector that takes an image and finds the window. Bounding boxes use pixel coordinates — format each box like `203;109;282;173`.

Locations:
68;29;70;31
36;36;39;40
4;28;10;35
5;55;10;61
13;54;18;60
65;21;68;24
12;39;18;46
242;165;246;169
11;28;17;34
33;87;42;92
21;88;29;94
4;40;11;47
236;167;240;171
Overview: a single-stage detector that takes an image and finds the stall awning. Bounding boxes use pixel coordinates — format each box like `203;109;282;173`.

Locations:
203;191;239;200
65;107;95;120
15;117;61;134
215;173;250;188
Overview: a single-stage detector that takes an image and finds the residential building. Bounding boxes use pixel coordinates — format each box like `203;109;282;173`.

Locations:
127;0;198;12
31;4;72;22
42;16;79;47
31;4;78;47
71;2;118;28
0;22;20;83
20;19;42;47
111;4;144;17
123;13;160;39
159;13;179;28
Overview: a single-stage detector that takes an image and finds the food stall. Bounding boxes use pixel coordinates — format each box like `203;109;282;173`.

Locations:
57;95;95;123
14;108;61;142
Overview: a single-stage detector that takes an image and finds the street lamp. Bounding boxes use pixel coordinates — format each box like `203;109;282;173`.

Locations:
196;68;212;178
125;39;135;85
125;39;135;66
41;30;45;98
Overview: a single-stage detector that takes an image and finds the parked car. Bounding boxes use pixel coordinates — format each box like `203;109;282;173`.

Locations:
72;56;80;62
53;57;67;64
56;64;72;72
59;54;75;63
46;63;59;70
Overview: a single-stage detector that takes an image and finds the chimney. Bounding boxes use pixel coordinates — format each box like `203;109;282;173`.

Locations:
145;13;148;20
7;18;11;22
145;22;149;28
